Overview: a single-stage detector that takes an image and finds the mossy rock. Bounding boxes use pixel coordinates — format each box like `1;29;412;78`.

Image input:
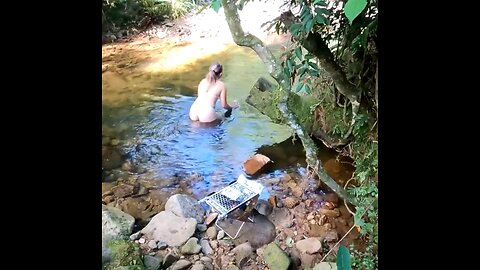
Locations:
103;239;146;270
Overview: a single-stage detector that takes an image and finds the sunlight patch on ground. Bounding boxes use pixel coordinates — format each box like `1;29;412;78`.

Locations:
139;39;231;73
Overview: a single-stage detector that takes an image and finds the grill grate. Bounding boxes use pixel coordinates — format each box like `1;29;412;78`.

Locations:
204;182;256;214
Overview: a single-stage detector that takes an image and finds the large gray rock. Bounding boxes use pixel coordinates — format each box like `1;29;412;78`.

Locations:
102;205;135;264
229;214;276;249
165;194;205;223
141;211;197;247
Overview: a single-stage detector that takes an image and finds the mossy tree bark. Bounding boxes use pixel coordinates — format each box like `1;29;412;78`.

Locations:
221;0;357;205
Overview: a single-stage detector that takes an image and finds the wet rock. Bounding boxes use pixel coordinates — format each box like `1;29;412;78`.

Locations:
205;212;218;225
102;205;135;264
200;239;213;255
231;242;253;268
102;182;116;195
206;227;217;239
143;255;162;270
264;242;290;270
162;252;178;269
103;147;123;170
181;237;201;254
170;259;191;270
243;154;271;175
113;184;135;198
103;195;115;204
296;238;322;254
165;194;205;223
118;196;156;221
141;211;197;247
284;197;299;208
136;185;149;196
111;139;120;146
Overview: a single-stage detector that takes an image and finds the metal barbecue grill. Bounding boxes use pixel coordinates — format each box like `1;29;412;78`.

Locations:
199;174;263;239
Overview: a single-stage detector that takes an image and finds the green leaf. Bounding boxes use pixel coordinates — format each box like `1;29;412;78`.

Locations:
290;23;302;37
337;245;352;270
313;0;327;5
308;61;319;70
354;214;365;228
315;8;331;16
295;47;302;60
304;84;311;94
296;82;304;92
211;0;222;13
316;15;328;25
298;66;307;76
305;16;314;33
304;53;314;60
287;58;293;72
344;0;367;24
307;69;318;76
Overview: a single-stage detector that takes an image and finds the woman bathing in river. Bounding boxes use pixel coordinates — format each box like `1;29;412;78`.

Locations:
189;62;239;123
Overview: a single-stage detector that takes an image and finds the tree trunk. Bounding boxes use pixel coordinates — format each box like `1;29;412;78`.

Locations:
221;0;358;205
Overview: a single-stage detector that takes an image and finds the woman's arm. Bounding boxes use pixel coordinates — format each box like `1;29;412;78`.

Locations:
220;84;238;109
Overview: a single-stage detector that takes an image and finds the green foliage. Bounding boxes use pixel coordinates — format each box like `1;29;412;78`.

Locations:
211;0;222;12
337;245;352;270
102;0;196;35
104;240;146;270
344;0;368;24
167;0;195;19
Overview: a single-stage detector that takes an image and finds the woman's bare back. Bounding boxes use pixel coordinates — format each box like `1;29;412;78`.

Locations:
197;78;225;107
